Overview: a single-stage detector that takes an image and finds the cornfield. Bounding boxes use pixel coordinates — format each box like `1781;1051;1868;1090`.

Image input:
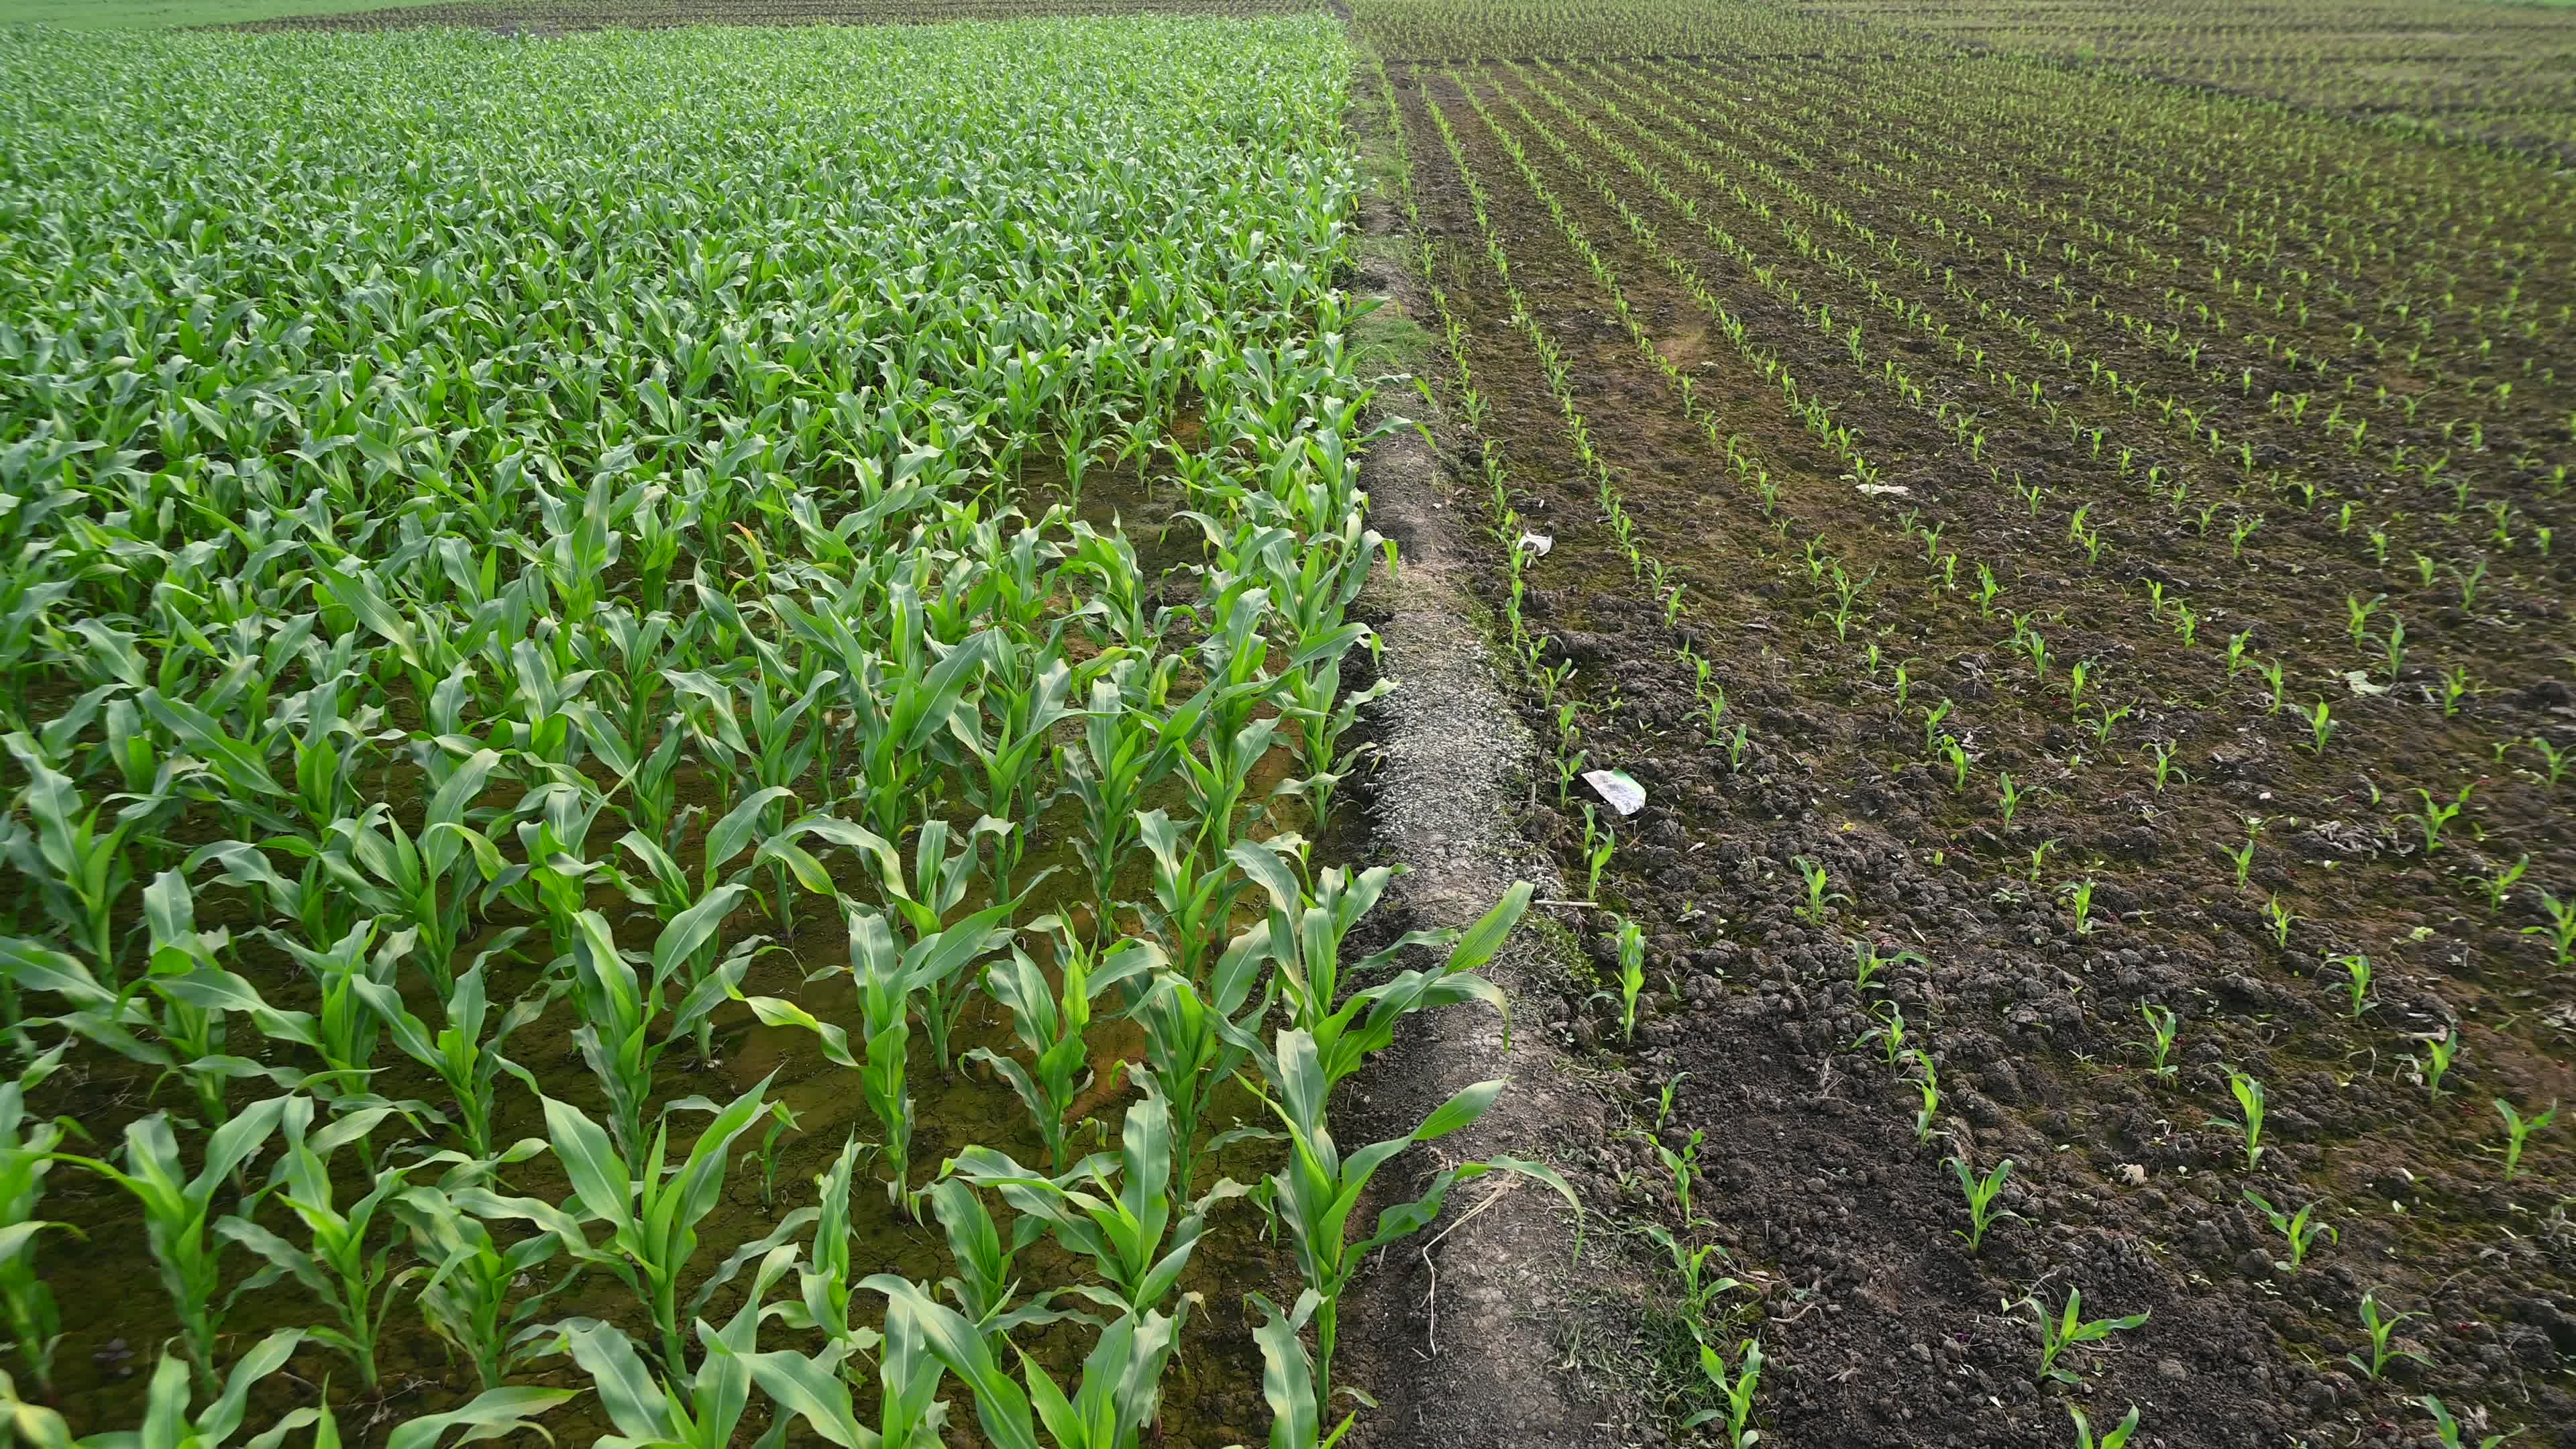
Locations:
0;14;1557;1446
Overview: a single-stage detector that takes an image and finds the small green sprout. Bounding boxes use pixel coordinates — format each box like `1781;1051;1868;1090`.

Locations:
2347;1290;2428;1381
2303;698;2337;755
2524;890;2575;967
1853;1001;1911;1067
2243;1189;2337;1269
2210;1069;2267;1169
2420;1028;2461;1101
2418;1393;2524;1448
1610;916;1646;1044
2059;877;2098;935
2263;894;2298;950
2479;855;2528;915
1903;1050;1941;1146
2329;953;2375;1016
2068;1403;2142;1449
2015;1284;2150;1386
2413;785;2471;855
1946;1155;2021;1254
2494;1098;2556;1181
1682;1338;1763;1448
1791;856;1846;925
1849;938;1921;994
2126;1002;2178;1078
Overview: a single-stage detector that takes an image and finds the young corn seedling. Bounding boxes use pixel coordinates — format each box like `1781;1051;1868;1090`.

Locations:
2257;659;2288;712
1792;856;1848;924
2127;1002;2180;1077
1609;916;1646;1042
1849;938;1921;994
1682;1338;1764;1448
2068;1403;2142;1449
1635;1222;1740;1330
2418;1393;2525;1448
2059;878;2098;935
2211;1070;2267;1168
2147;741;2187;792
2414;786;2471;854
2419;1028;2462;1101
2493;1098;2555;1180
1582;806;1616;900
1943;735;1970;792
2263;894;2298;950
2243;1189;2338;1269
1614;1102;1707;1229
2304;698;2337;755
2524;891;2575;967
1853;1001;1911;1067
2027;838;2060;883
2330;953;2376;1016
2531;737;2568;793
2347;1290;2428;1381
1947;1155;2021;1254
2480;856;2528;915
1903;1049;1942;1144
2015;1284;2150;1386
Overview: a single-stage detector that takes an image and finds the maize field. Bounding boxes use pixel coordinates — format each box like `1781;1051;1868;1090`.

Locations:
5;0;2576;1446
1358;0;2576;1443
0;11;1572;1447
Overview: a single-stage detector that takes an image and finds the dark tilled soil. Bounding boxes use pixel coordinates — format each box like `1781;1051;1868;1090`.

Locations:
1368;41;2576;1449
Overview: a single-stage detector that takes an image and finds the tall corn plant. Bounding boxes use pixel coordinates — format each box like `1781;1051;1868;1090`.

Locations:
562;898;752;1161
0;1047;71;1393
46;1097;292;1391
1246;1289;1352;1449
356;959;553;1162
949;1077;1245;1320
856;1274;1197;1449
214;1098;420;1389
1233;849;1530;1087
744;905;1012;1205
1242;1028;1572;1409
1;733;143;983
724;1284;951;1448
537;1241;803;1449
311;751;511;990
970;928;1159;1173
465;1075;788;1371
393;1180;578;1391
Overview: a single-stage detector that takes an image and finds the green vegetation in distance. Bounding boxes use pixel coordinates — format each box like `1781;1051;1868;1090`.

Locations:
0;0;451;29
